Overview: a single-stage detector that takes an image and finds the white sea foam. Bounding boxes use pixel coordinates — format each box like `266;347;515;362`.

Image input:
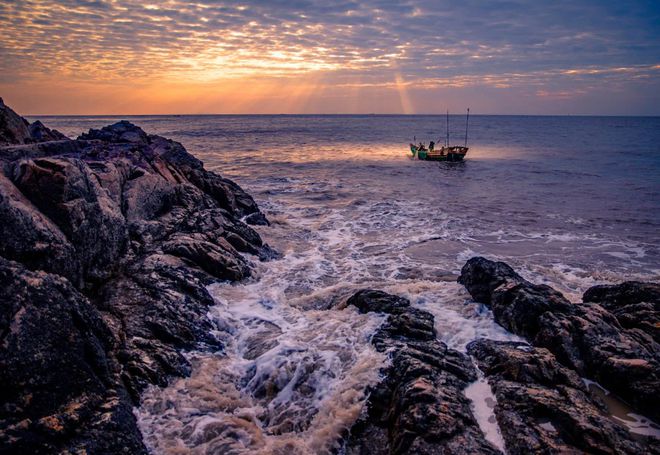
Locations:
128;114;660;450
136;275;387;454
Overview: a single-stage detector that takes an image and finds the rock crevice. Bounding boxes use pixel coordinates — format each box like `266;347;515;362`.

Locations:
345;289;501;455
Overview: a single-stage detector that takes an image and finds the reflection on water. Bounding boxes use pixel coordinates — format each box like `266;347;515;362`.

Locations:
584;379;660;439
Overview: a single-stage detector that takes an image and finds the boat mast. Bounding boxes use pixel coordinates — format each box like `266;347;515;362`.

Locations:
446;110;449;147
464;108;470;147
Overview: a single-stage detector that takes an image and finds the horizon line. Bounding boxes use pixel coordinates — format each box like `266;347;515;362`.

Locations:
26;113;660;118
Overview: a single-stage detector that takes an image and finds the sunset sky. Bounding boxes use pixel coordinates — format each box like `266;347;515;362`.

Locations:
1;0;659;115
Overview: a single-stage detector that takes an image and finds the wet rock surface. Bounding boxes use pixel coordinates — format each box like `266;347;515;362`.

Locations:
468;339;658;454
459;257;660;423
583;281;660;342
345;290;501;455
0;103;272;453
0;98;31;145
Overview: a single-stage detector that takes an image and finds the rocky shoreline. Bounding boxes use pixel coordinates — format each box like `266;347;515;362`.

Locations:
1;99;274;453
343;287;658;454
459;257;660;423
1;100;659;454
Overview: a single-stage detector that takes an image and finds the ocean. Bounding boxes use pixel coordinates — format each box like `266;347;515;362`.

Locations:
32;114;660;452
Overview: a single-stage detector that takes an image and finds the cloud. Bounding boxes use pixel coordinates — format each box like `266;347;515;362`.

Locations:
1;0;659;113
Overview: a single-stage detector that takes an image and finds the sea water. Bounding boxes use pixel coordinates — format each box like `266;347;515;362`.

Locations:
35;115;660;452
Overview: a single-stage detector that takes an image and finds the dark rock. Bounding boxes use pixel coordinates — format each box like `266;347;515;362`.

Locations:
583;281;660;342
0;258;146;454
95;253;222;399
345;290;500;455
244;210;270;226
469;340;658;454
457;258;523;305
0;99;31;145
185;167;264;219
347;289;411;314
78;120;149;145
27;120;68;142
0;99;68;146
0;103;273;453
162;235;250;281
459;257;660;422
583;281;660;306
10;157;128;285
0;172;83;286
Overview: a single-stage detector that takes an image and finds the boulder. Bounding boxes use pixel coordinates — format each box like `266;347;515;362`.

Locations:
583;281;660;342
469;340;657;454
27;120;68;142
0;98;68;145
10;157;128;284
0;98;31;145
0;258;147;454
94;253;222;399
0;172;82;285
459;257;660;422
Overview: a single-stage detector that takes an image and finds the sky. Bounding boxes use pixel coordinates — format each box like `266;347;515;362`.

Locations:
1;0;659;115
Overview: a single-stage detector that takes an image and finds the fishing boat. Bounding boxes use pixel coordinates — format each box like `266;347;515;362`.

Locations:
410;144;468;161
410;109;470;162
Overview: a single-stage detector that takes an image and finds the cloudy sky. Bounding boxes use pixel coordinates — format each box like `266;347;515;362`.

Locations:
1;0;659;114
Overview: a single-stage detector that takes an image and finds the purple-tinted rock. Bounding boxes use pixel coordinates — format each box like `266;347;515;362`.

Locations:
0;98;31;145
0;99;69;145
583;281;660;342
28;120;68;142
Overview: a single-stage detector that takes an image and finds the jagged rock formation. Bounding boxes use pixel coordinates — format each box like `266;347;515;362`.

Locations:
0;102;273;453
583;281;660;342
458;257;660;423
345;290;501;455
0;98;66;145
468;340;657;454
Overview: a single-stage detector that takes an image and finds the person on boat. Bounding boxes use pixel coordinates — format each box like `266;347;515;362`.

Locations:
429;141;435;152
418;142;427;151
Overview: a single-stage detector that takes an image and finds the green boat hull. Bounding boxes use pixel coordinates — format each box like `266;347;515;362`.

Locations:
410;144;467;162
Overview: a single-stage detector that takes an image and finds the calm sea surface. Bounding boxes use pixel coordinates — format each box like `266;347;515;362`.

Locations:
32;115;660;452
